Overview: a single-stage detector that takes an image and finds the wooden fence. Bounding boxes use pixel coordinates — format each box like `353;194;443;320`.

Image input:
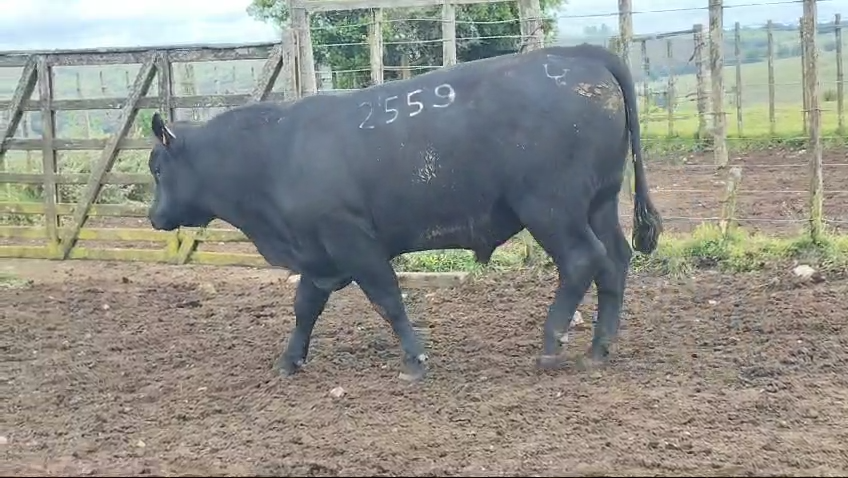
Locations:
0;0;547;267
0;0;838;266
0;40;298;265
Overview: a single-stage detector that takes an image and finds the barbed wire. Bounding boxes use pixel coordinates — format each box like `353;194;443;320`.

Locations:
320;33;523;49
307;0;837;33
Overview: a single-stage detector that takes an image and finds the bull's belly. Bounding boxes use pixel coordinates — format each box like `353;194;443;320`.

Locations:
384;202;523;259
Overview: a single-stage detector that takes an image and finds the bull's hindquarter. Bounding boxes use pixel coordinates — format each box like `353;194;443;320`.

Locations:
271;50;630;380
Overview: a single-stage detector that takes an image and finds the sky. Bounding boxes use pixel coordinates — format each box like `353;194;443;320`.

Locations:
0;0;281;51
0;0;842;51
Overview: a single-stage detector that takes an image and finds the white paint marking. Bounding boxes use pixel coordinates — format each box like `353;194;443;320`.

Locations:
358;101;375;129
543;64;569;86
433;83;456;108
384;95;399;124
407;89;424;117
357;83;456;129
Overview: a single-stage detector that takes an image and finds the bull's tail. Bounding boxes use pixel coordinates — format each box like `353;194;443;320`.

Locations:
569;44;663;254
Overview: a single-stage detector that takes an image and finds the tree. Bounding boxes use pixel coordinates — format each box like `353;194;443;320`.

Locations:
247;0;566;89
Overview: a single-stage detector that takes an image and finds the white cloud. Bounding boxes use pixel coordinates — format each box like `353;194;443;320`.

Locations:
71;0;248;20
0;0;280;50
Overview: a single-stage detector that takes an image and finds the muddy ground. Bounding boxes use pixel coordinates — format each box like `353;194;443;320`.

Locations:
3;258;848;476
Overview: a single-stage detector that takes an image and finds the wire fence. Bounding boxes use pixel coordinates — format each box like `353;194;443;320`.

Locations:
0;0;845;259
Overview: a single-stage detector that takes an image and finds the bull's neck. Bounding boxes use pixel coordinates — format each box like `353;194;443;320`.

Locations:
208;191;275;245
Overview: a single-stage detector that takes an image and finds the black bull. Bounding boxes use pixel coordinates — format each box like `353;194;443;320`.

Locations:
146;43;662;381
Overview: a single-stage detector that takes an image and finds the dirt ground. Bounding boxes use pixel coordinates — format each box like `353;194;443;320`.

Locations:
3;258;848;476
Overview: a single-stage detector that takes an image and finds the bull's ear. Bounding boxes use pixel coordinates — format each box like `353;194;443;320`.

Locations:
151;112;176;147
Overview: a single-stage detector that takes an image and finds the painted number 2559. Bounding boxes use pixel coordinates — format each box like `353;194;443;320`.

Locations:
359;83;456;130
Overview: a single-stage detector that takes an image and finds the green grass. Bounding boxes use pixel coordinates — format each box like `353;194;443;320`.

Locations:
648;35;847;106
640;101;845;142
393;223;848;277
0;271;32;289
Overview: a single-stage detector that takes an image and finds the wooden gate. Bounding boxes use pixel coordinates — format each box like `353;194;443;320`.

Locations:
0;38;304;266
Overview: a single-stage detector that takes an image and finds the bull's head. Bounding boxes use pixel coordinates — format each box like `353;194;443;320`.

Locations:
147;112;214;231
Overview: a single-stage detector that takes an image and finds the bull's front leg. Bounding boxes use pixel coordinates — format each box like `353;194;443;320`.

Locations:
276;275;331;376
320;226;428;381
358;271;428;382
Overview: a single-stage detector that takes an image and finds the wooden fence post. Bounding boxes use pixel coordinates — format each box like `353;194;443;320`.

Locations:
693;24;709;141
442;2;457;66
368;8;384;85
800;19;808;135
288;0;317;97
517;0;545;52
666;39;676;137
281;28;299;100
709;0;728;170
618;0;633;69
719;166;742;237
733;22;743;137
802;0;823;241
36;56;60;256
618;0;634;198
640;40;651;149
767;20;776;136
836;13;844;136
515;0;546;266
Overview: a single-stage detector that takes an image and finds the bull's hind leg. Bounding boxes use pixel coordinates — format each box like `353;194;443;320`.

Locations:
586;194;632;365
515;194;607;369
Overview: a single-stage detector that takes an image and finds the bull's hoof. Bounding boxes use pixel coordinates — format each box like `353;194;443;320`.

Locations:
398;354;428;382
578;346;609;371
536;354;567;370
275;355;305;377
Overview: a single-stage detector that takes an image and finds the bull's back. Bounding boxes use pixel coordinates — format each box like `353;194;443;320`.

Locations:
339;52;626;187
